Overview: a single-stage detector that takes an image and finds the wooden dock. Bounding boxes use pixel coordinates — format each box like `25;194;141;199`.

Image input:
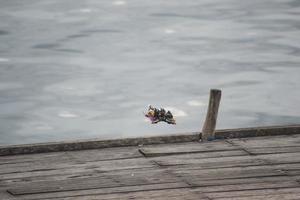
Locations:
1;126;300;199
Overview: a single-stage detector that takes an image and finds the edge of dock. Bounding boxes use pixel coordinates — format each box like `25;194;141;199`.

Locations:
1;124;300;156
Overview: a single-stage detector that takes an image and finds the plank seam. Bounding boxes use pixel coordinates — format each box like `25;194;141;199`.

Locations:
138;148;242;158
202;185;300;193
211;188;300;199
225;140;256;156
8;182;190;197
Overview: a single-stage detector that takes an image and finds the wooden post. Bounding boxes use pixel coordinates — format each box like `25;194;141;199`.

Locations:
201;89;222;141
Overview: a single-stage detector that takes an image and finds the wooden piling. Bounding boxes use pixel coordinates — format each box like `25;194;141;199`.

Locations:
201;89;222;141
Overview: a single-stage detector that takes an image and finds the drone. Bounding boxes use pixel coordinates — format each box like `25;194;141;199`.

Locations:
144;105;176;125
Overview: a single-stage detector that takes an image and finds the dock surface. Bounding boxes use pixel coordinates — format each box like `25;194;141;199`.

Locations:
1;134;300;199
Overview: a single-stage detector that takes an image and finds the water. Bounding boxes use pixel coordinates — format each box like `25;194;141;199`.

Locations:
0;0;300;145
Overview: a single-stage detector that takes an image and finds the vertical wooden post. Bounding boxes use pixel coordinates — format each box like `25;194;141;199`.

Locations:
201;89;222;141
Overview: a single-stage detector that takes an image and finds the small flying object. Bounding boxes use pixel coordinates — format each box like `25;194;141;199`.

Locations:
144;105;176;125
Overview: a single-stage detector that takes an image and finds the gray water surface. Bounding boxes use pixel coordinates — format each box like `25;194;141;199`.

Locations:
0;0;300;145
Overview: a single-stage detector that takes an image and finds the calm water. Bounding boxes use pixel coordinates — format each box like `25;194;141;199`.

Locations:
0;0;300;145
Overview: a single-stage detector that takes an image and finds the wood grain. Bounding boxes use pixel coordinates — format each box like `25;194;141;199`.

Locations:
2;134;300;199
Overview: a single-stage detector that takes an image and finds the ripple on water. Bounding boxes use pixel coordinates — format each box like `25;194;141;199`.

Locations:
0;30;9;35
164;29;176;34
187;100;206;107
0;82;23;90
79;8;92;13
58;111;79;118
32;43;60;49
165;107;187;117
113;1;126;6
45;80;103;97
0;58;9;62
35;124;53;130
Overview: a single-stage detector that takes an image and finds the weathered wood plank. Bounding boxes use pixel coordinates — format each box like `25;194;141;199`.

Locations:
193;181;299;193
258;152;300;164
169;162;300;177
0;151;71;165
7;176;114;195
153;151;300;168
216;125;300;139
153;153;263;167
151;150;248;165
139;141;240;157
0;146;141;168
246;146;300;155
0;157;154;175
0;164;163;186
172;166;285;181
0;133;199;156
0;166;151;186
13;182;190;200
206;187;300;199
7;168;181;195
178;175;296;188
167;163;300;186
166;162;300;184
227;134;300;149
66;146;142;162
215;193;300;200
44;188;208;200
0;190;16;200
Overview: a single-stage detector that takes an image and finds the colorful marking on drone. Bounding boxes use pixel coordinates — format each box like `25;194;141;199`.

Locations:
144;105;176;125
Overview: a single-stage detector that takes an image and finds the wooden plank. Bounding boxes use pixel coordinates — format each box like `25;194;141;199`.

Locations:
215;193;300;200
105;168;181;186
44;188;209;200
0;151;71;165
7;176;114;195
227;134;300;149
171;166;285;181
178;162;300;171
7;168;181;195
163;159;265;172
193;181;299;193
139;141;240;157
258;152;300;164
0;165;155;186
0;190;16;200
206;187;300;199
246;146;300;155
283;169;300;176
168;163;300;187
153;153;264;167
1;161;159;191
14;182;190;200
154;151;300;167
151;150;248;164
0;157;154;175
166;164;300;187
215;125;300;139
0;146;141;169
0;133;199;156
180;176;295;188
66;147;142;162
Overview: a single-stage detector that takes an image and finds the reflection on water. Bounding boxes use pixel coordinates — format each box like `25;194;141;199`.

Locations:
0;0;300;145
